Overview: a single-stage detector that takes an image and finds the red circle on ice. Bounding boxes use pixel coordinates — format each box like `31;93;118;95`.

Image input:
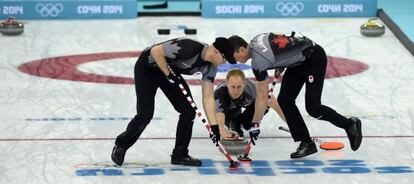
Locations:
18;51;368;85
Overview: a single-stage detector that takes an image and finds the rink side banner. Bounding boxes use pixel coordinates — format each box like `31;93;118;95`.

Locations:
0;0;136;19
202;0;377;18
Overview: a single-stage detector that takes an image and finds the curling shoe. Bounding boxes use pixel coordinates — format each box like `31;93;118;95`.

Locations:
111;145;126;166
171;154;202;167
290;141;317;159
346;117;363;151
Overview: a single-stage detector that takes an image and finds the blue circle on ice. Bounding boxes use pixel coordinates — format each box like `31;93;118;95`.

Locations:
218;63;251;72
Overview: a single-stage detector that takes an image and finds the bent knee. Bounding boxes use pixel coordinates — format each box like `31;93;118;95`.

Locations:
277;95;294;108
306;106;322;119
180;109;196;120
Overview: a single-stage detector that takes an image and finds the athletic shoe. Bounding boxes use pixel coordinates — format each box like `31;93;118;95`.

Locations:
171;154;202;166
111;145;126;166
346;117;363;151
290;141;318;159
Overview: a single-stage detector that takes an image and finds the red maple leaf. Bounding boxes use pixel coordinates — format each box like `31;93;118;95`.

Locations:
271;36;289;48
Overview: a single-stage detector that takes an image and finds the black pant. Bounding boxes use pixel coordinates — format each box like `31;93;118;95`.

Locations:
115;55;196;157
277;44;352;142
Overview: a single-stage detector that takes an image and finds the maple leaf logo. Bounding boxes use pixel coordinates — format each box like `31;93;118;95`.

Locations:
272;36;289;48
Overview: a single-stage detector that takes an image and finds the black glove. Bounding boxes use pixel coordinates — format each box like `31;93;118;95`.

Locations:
249;122;260;145
167;72;181;85
210;124;220;147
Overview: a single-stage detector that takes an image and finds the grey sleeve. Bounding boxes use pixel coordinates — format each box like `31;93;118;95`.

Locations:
214;83;226;112
202;64;217;82
249;41;272;81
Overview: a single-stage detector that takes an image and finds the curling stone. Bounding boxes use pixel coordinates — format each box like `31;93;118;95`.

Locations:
360;18;385;37
0;17;24;36
218;138;248;155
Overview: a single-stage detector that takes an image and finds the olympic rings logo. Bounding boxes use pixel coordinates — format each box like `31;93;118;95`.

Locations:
35;3;64;17
276;2;304;16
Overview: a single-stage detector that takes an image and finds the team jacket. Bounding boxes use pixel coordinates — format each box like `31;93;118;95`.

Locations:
214;79;256;113
250;32;315;81
141;38;218;83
